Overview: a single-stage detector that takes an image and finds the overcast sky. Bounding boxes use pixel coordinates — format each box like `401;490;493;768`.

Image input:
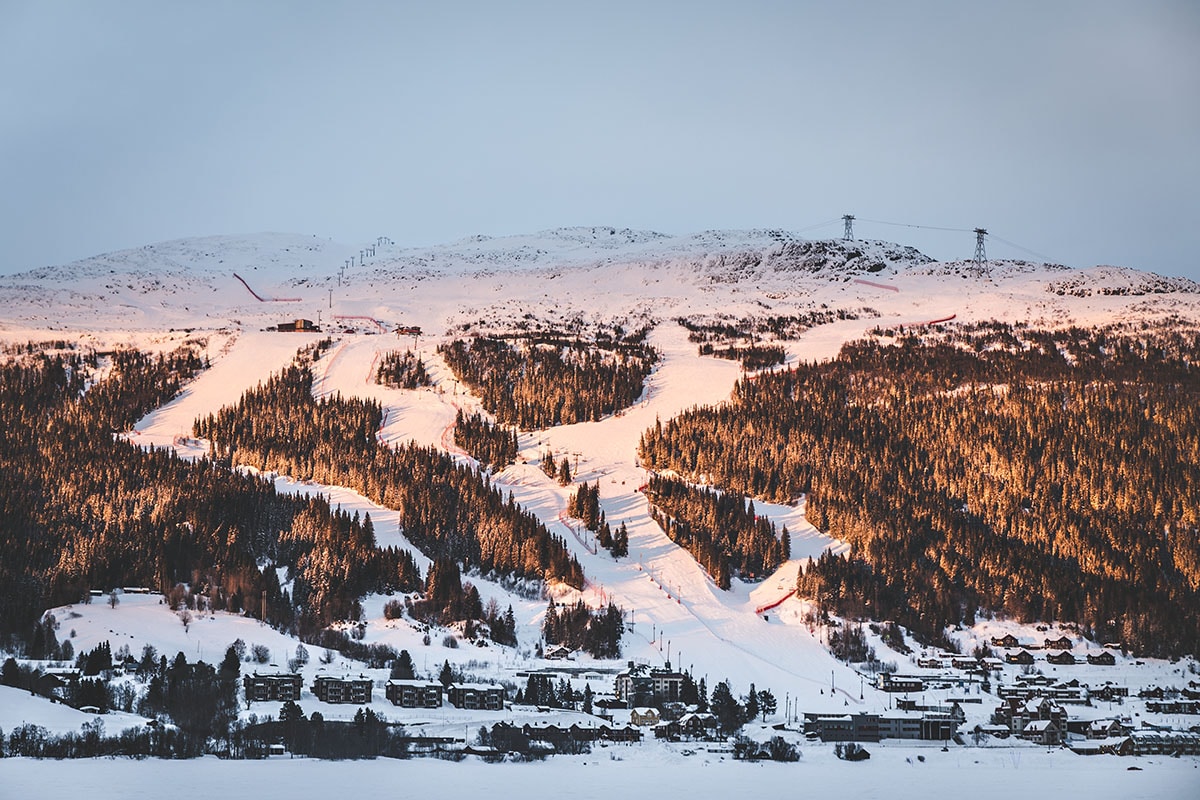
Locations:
2;1;1197;279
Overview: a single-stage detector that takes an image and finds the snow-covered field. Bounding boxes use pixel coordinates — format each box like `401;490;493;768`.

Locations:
2;228;1199;793
2;746;1197;800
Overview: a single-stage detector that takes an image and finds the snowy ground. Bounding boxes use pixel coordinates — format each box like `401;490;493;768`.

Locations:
1;746;1197;800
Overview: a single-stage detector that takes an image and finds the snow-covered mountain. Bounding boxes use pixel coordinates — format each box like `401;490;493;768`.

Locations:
4;227;1193;336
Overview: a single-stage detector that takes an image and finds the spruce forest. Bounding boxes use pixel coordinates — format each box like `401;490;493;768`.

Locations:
639;322;1200;655
438;335;656;428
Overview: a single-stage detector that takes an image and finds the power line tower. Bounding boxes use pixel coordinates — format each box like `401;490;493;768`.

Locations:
973;228;988;268
843;214;855;240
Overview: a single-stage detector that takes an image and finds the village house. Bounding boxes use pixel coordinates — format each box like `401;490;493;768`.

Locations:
951;655;980;670
676;712;720;740
446;683;506;710
991;634;1020;648
542;644;571;660
1044;636;1073;650
993;696;1069;738
1089;683;1128;701
629;706;660;727
1020;719;1063;746
1086;651;1116;666
385;680;443;708
1005;650;1035;665
243;672;302;703
1086;719;1126;740
310;674;373;704
1046;650;1076;666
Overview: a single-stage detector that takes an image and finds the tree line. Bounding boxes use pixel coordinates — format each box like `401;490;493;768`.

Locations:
640;322;1200;655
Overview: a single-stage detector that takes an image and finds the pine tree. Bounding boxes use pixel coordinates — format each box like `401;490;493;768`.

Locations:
557;458;572;486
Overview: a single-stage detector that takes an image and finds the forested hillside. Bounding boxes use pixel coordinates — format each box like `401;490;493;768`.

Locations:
639;322;1200;655
0;343;396;645
194;360;584;595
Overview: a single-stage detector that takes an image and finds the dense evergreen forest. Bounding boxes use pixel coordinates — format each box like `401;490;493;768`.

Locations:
375;349;431;389
642;475;787;589
453;409;519;471
438;335;656;428
194;361;583;599
0;342;417;646
640;322;1200;655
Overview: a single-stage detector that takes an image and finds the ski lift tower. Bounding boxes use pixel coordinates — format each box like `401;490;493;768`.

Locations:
973;228;988;268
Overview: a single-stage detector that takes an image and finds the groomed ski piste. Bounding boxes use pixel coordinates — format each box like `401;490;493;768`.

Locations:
1;228;1199;798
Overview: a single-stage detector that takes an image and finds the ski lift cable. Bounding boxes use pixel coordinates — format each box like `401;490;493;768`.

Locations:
793;218;843;234
988;233;1056;263
857;218;975;234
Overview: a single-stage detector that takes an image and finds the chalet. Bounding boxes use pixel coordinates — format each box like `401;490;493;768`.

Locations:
1086;651;1116;666
951;656;980;670
1044;636;1073;650
1005;650;1035;665
1089;684;1128;701
543;644;571;661
1020;719;1062;746
991;634;1020;648
600;724;643;743
876;673;925;693
629;707;660;727
981;657;1005;672
446;683;506;710
394;326;423;337
917;654;948;669
311;675;372;704
677;712;720;740
1087;719;1126;740
1046;651;1076;666
994;696;1068;736
243;672;302;702
613;661;685;705
386;681;444;710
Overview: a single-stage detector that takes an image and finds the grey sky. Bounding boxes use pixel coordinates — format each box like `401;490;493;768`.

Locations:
2;1;1197;279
